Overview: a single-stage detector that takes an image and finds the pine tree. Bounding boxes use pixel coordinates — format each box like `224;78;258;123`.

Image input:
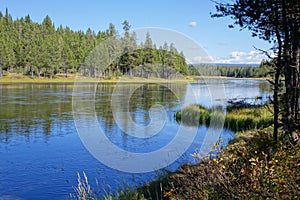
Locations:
144;32;153;49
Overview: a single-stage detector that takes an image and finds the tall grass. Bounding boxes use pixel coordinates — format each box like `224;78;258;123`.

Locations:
176;104;272;132
70;172;99;200
70;172;148;200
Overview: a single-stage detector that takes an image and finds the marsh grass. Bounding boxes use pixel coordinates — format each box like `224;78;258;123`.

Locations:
176;103;273;132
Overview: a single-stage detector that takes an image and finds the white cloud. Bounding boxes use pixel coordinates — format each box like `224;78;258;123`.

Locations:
188;21;197;27
211;51;273;64
191;55;214;63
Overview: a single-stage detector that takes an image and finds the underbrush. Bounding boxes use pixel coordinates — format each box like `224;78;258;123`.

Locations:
154;127;300;199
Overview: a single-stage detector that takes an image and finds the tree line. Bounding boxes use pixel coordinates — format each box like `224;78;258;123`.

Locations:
0;9;189;79
189;60;272;78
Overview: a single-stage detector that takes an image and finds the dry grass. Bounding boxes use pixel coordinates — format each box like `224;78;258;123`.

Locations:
0;73;190;83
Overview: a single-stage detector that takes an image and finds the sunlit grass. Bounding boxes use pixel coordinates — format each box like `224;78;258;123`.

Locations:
176;103;273;132
0;73;190;83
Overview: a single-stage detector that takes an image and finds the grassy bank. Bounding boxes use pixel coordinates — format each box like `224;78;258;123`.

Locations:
176;104;273;132
0;73;268;84
0;73;77;83
0;73;192;83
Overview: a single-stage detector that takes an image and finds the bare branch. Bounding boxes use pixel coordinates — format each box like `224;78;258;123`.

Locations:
253;46;274;59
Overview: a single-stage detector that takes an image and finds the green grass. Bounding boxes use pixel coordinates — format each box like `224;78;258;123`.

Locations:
176;104;273;132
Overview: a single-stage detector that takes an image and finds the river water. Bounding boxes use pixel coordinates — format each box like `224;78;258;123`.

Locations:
0;79;271;199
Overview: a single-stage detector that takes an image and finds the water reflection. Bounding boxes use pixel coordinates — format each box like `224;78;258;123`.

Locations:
0;84;73;143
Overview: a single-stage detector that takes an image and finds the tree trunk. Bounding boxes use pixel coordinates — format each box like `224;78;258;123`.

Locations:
296;44;300;130
140;65;143;77
64;68;68;78
273;64;280;142
0;66;2;78
38;68;41;78
272;4;283;143
30;66;34;78
282;1;293;135
293;28;300;135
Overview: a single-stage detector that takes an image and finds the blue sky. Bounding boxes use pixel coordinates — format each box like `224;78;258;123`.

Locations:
1;0;272;64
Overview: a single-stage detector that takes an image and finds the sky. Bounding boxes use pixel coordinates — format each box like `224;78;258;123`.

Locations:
1;0;273;64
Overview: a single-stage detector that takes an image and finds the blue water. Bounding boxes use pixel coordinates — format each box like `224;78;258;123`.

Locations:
0;80;271;199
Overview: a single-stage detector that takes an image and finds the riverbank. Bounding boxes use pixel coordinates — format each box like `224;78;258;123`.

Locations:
0;73;268;84
0;74;191;84
137;126;300;199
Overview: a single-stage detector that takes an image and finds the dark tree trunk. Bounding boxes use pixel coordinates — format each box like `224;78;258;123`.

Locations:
140;65;143;77
37;68;41;78
64;67;68;78
291;27;300;140
282;1;293;135
0;66;2;78
296;44;300;130
30;66;34;78
272;5;283;143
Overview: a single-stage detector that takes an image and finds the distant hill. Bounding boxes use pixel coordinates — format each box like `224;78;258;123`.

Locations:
188;62;271;78
191;63;260;67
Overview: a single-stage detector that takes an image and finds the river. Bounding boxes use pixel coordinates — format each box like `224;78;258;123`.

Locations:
0;79;271;199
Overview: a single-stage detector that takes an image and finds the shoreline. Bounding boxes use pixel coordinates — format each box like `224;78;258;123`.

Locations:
0;74;268;84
